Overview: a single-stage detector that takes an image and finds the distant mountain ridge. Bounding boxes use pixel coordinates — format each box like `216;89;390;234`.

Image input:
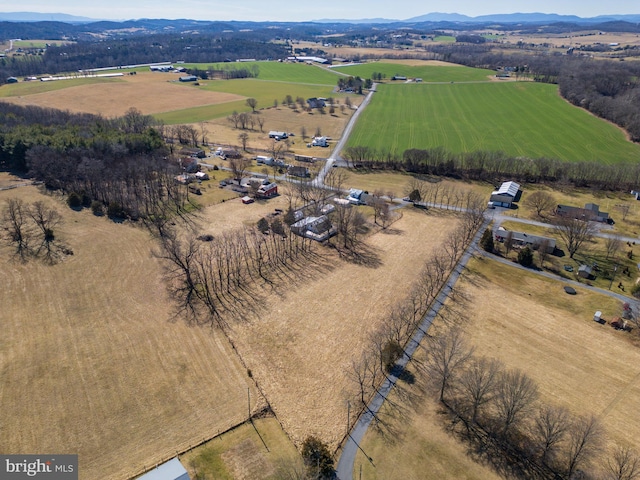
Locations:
0;11;97;23
1;10;640;26
317;12;640;24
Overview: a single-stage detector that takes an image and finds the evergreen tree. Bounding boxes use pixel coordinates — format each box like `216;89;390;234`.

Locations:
480;228;494;253
517;246;534;267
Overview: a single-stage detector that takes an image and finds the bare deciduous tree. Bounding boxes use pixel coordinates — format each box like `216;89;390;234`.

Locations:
494;368;538;436
603;445;640;480
617;204;631;222
553;217;597;259
525;191;556;218
229;157;251;182
404;177;430;204
323;167;348;193
564;415;603;478
425;327;474;403
2;198;32;259
238;132;249;151
367;190;386;225
605;234;623;260
538;239;551;268
532;404;570;466
28;201;62;260
245;97;258;112
457;356;503;424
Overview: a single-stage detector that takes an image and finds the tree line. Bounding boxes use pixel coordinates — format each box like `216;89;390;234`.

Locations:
0;103;195;227
421;325;640;480
157;216;316;329
0;34;288;81
342;145;640;192
346;195;486;434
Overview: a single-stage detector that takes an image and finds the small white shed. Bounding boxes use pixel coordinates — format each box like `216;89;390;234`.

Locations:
593;311;602;322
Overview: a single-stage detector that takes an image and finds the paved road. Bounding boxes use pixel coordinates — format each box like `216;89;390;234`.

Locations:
335;218;491;479
314;83;377;187
479;249;636;306
490;207;640;243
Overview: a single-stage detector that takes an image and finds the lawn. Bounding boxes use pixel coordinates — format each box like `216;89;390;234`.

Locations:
346;82;640;163
334;61;494;82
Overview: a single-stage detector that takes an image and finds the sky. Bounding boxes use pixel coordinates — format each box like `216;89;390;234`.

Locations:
3;0;640;22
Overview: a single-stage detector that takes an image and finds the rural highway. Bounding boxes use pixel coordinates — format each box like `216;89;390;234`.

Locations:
335;218;491;480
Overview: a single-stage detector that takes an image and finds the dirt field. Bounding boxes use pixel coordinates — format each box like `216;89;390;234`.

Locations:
200;206;462;449
0;72;244;117
0;183;260;480
459;256;640;448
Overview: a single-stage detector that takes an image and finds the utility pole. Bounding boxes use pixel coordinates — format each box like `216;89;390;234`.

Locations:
247;388;251;421
347;400;351;436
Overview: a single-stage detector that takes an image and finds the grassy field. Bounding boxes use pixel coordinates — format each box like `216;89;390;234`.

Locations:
0;72;244;117
157;78;345;124
181;61;342;84
346;82;640;163
357;254;640;478
181;417;301;480
432;35;456;43
0;184;261;480
0;77;125;97
460;257;640;447
213;207;462;449
334;61;495;82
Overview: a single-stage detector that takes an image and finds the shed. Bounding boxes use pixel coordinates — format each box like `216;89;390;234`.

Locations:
578;265;593;279
179;75;198;82
594;311;602;322
241;196;254;204
137;458;190;480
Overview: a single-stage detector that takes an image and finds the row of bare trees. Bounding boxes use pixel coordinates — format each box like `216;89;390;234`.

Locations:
423;326;640;480
404;176;489;212
347;202;486;428
343;145;640;192
227;110;265;132
0;198;68;263
157;217;316;328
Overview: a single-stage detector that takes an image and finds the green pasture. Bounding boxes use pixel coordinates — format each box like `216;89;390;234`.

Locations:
175;61;341;85
157;78;341;124
0;77;124;97
346;82;640;164
432;35;456;43
154;99;248;124
13;39;72;48
333;62;494;82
